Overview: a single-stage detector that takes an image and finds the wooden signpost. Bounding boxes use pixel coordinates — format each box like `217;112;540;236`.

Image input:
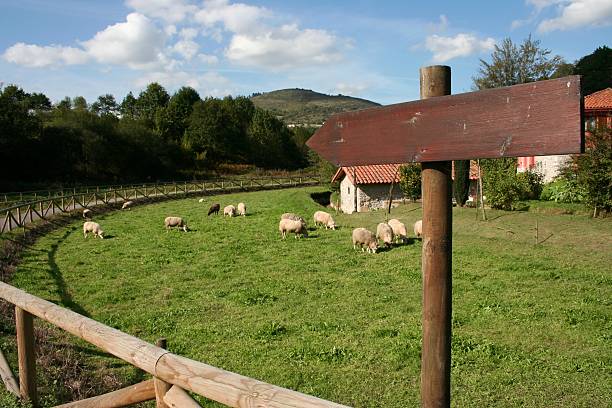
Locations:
307;66;583;407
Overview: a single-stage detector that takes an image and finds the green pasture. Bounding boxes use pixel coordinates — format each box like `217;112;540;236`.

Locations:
2;187;611;407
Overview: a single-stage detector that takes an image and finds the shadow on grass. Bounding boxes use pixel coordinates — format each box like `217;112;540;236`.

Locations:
47;227;91;317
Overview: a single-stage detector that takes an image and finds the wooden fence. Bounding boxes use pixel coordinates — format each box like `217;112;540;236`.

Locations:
0;281;349;407
0;175;321;234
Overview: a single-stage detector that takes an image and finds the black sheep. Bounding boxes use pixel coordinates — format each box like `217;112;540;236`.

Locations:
207;203;220;216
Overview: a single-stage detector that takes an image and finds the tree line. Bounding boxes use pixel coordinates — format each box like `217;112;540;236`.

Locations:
0;82;314;188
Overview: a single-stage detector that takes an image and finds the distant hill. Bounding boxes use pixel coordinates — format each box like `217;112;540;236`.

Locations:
250;88;381;126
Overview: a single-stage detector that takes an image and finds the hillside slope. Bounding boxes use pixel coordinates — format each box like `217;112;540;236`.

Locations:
250;88;380;125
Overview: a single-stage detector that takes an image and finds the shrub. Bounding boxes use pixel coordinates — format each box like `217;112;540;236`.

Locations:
516;170;544;200
453;160;471;206
540;179;585;203
399;164;421;201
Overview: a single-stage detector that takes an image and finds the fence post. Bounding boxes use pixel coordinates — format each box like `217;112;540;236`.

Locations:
154;338;171;408
15;307;37;407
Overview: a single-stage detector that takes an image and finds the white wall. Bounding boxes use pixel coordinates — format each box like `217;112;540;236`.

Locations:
340;176;356;214
535;155;570;183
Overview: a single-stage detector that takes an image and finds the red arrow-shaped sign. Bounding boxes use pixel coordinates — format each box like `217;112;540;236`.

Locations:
306;76;584;166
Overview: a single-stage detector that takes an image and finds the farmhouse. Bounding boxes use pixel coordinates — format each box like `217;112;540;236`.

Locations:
332;161;480;213
332;164;404;213
518;87;612;182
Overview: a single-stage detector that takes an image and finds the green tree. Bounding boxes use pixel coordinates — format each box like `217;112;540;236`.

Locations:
399;164;421;201
120;92;137;119
56;96;72;111
72;96;88;111
136;82;169;126
164;86;201;143
247;108;302;169
574;46;612;95
453;160;470;206
473;36;564;89
91;94;119;117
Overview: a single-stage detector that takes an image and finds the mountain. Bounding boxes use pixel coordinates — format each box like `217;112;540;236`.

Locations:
250;88;381;126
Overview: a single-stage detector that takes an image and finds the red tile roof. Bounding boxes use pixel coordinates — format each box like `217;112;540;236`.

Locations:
332;161;480;184
331;164;402;184
585;88;612;110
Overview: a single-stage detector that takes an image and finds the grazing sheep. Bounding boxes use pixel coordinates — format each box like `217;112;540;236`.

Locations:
313;211;336;230
208;203;220;216
198;198;205;203
352;228;378;253
414;220;423;238
388;219;407;243
281;213;306;224
122;200;134;210
82;209;92;219
237;202;247;216
376;222;395;247
223;205;236;217
83;221;104;239
164;216;188;232
279;218;308;239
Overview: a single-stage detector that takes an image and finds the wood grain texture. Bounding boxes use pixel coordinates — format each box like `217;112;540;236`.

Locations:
155;354;350;408
306;76;583;166
53;379;155;408
0;347;20;397
16;306;37;407
163;385;201;408
155;338;171;408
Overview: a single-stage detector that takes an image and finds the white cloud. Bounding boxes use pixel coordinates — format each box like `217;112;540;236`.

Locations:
537;0;612;32
135;70;233;97
2;43;89;67
82;13;167;69
194;0;270;35
173;39;199;60
126;0;197;24
180;28;199;40
334;83;367;96
198;53;219;64
424;33;496;63
226;24;342;70
427;14;449;32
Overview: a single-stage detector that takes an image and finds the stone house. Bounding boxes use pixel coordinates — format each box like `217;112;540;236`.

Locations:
331;164;404;214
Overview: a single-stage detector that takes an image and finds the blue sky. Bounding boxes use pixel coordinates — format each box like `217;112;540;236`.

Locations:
1;0;610;105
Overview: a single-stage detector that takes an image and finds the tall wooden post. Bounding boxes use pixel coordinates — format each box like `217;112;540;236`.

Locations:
15;307;37;407
420;65;452;408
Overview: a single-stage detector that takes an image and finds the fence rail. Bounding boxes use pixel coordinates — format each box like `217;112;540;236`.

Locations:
0;175;321;234
0;282;349;407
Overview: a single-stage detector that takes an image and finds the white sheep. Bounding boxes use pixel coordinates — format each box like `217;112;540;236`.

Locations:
82;209;92;219
388;219;407;243
313;211;336;230
223;205;236;217
281;213;306;224
376;222;394;247
122;200;134;210
198;198;205;203
237;202;247;216
164;216;188;232
83;221;104;239
279;218;308;239
352;228;378;253
414;220;423;238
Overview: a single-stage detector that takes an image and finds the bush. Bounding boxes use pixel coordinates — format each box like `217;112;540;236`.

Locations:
399;164;421;201
540;179;585;203
516;170;544;199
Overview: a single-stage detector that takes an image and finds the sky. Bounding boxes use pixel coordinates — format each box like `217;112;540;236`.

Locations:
1;0;611;105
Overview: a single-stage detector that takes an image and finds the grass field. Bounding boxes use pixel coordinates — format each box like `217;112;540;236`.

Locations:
2;187;611;407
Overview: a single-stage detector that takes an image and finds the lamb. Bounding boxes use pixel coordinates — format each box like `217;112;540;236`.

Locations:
82;209;92;219
164;216;188;232
208;203;220;216
313;211;336;230
198;198;205;203
83;221;104;239
352;228;378;253
121;200;134;210
237;202;247;216
376;222;395;247
388;219;407;243
279;218;308;239
223;205;236;217
281;213;306;224
414;220;423;239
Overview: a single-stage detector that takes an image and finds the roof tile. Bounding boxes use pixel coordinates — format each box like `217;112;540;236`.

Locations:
585;88;612;110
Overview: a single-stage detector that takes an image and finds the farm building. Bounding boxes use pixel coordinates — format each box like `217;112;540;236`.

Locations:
517;87;612;182
332;162;479;213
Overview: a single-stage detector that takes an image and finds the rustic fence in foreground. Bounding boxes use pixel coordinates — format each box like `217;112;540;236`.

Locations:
0;282;349;407
0;175;321;234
